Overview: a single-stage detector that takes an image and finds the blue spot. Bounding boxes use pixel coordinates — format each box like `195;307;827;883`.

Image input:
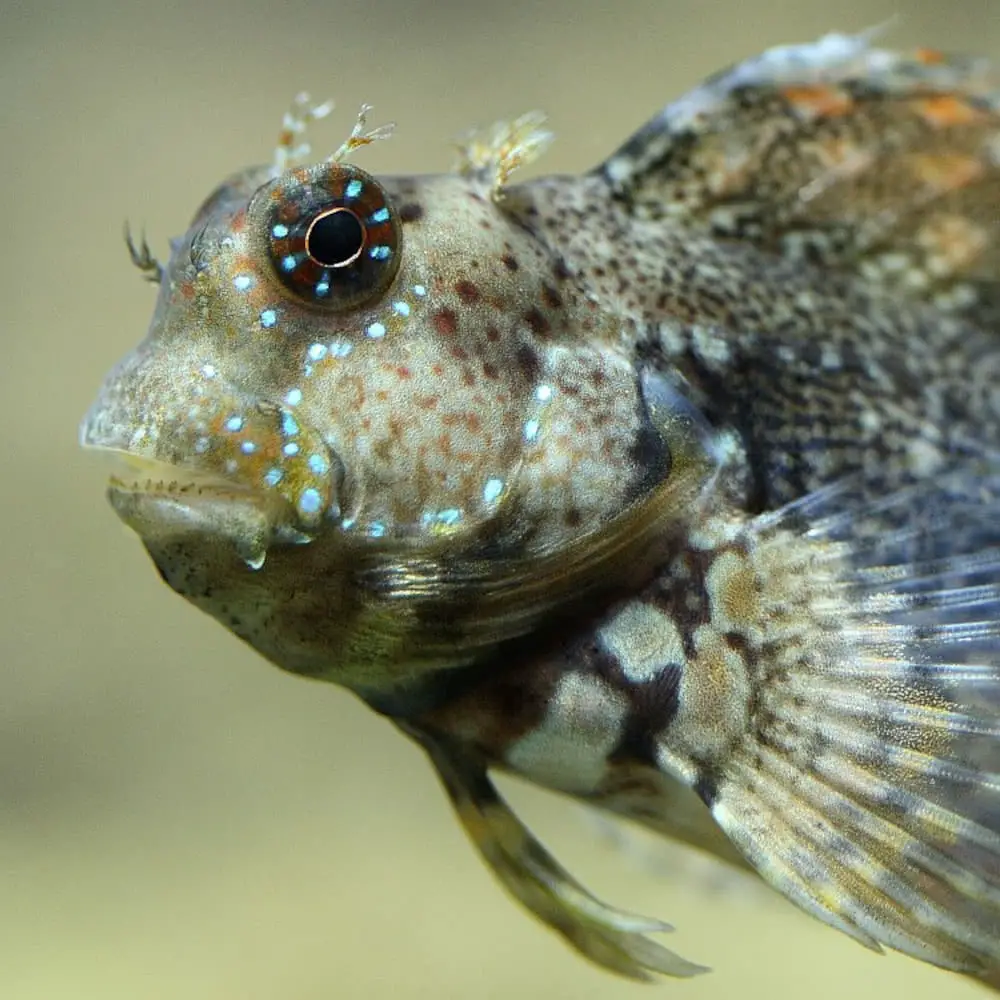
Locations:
283;442;300;456
369;207;390;223
260;309;278;328
194;437;210;454
315;280;330;296
308;453;330;476
366;322;386;339
345;178;363;199
307;343;328;361
233;274;253;291
264;467;283;487
281;255;297;272
523;419;540;442
393;301;411;317
282;413;300;437
241;440;256;454
369;245;391;261
225;416;244;432
482;478;504;504
272;223;289;238
285;388;303;406
329;340;352;358
413;284;427;297
298;487;322;515
438;508;462;526
367;521;386;538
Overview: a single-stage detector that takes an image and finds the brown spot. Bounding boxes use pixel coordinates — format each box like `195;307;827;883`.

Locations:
433;308;458;336
482;362;499;380
395;366;412;379
399;203;424;223
515;344;540;380
564;508;582;528
455;279;481;304
541;283;563;309
415;395;439;410
461;368;476;387
552;258;571;281
501;254;520;272
485;325;500;343
449;345;470;362
523;307;550;336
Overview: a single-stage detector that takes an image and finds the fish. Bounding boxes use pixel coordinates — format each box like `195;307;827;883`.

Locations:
80;28;1000;985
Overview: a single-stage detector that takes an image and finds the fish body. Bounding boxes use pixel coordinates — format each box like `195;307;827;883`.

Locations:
82;33;1000;983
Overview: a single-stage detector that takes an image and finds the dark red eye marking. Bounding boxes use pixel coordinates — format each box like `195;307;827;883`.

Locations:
253;162;401;309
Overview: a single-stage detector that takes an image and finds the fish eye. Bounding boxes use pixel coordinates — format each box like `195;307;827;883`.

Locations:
253;162;401;309
306;208;366;268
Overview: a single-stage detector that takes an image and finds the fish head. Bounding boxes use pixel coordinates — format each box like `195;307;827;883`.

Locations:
80;140;715;699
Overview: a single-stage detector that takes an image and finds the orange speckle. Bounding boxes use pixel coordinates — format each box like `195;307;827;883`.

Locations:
907;152;985;193
780;84;853;119
911;95;985;128
917;213;989;272
915;47;945;64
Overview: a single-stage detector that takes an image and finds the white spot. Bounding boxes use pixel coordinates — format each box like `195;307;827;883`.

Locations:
241;441;256;454
413;284;427;297
315;280;330;296
535;384;553;402
482;477;504;504
437;508;461;525
225;459;238;474
367;521;386;538
194;437;210;454
329;340;352;357
366;322;386;339
523;418;540;442
298;487;322;515
505;673;628;792
260;308;278;328
393;301;411;317
308;453;329;476
282;413;300;436
598;601;686;684
201;363;218;379
307;342;328;361
281;255;297;272
272;223;289;238
264;467;283;486
284;442;300;456
225;416;244;432
233;274;253;291
285;388;303;406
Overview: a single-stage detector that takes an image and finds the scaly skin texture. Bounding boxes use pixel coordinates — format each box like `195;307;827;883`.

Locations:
82;34;1000;985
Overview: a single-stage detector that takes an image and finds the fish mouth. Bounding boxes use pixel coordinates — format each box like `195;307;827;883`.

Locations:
79;350;342;565
85;448;312;569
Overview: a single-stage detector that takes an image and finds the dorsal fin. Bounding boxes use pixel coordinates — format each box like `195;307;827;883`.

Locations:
599;31;1000;326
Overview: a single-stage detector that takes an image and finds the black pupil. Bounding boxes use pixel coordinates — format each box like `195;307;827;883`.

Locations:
307;209;365;267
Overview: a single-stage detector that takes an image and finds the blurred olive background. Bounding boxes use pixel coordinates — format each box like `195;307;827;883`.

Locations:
5;1;1000;997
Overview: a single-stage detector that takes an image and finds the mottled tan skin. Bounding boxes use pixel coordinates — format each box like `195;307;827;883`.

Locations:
82;35;1000;985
